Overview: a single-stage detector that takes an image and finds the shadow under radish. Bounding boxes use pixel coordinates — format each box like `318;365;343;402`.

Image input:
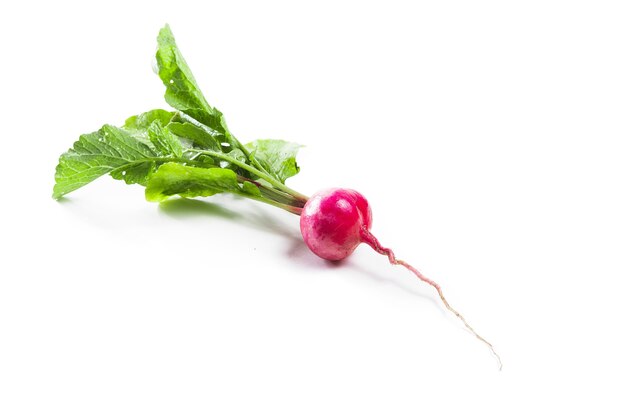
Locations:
158;197;242;220
158;197;445;309
158;197;301;241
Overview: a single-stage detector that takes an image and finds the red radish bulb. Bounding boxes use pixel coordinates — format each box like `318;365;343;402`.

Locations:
300;188;502;369
300;188;372;261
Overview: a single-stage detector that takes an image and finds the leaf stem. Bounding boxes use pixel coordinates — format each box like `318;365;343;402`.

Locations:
189;149;308;203
236;176;305;208
238;191;303;215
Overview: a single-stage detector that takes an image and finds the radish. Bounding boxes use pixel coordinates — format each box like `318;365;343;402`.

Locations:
301;188;502;369
53;24;502;369
300;188;372;261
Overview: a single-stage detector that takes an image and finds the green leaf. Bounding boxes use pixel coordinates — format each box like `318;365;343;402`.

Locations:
241;181;262;197
184;153;216;167
227;148;247;163
154;25;245;156
155;25;260;167
246;139;302;183
155;25;228;137
145;163;243;202
110;161;156;185
167;121;221;151
148;120;183;158
53;125;160;199
124;109;174;136
123;109;175;147
53;26;308;214
215;148;247;175
155;26;209;114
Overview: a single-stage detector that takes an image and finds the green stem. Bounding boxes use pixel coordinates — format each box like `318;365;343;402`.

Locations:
237;176;304;208
229;134;273;177
175;112;307;201
178;112;275;179
237;191;303;215
189;149;309;203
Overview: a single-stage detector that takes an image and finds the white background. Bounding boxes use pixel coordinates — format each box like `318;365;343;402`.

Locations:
1;1;625;416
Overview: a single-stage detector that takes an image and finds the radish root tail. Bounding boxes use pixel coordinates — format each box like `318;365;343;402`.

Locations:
361;228;502;370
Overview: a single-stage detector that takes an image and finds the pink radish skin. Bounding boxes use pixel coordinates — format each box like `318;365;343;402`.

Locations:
300;188;372;261
300;187;502;369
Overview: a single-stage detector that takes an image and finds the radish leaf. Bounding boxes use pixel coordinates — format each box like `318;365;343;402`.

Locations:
246;139;301;183
53;123;188;199
148;120;183;158
156;25;227;140
145;163;258;202
54;25;308;212
124;109;175;142
167;120;222;151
